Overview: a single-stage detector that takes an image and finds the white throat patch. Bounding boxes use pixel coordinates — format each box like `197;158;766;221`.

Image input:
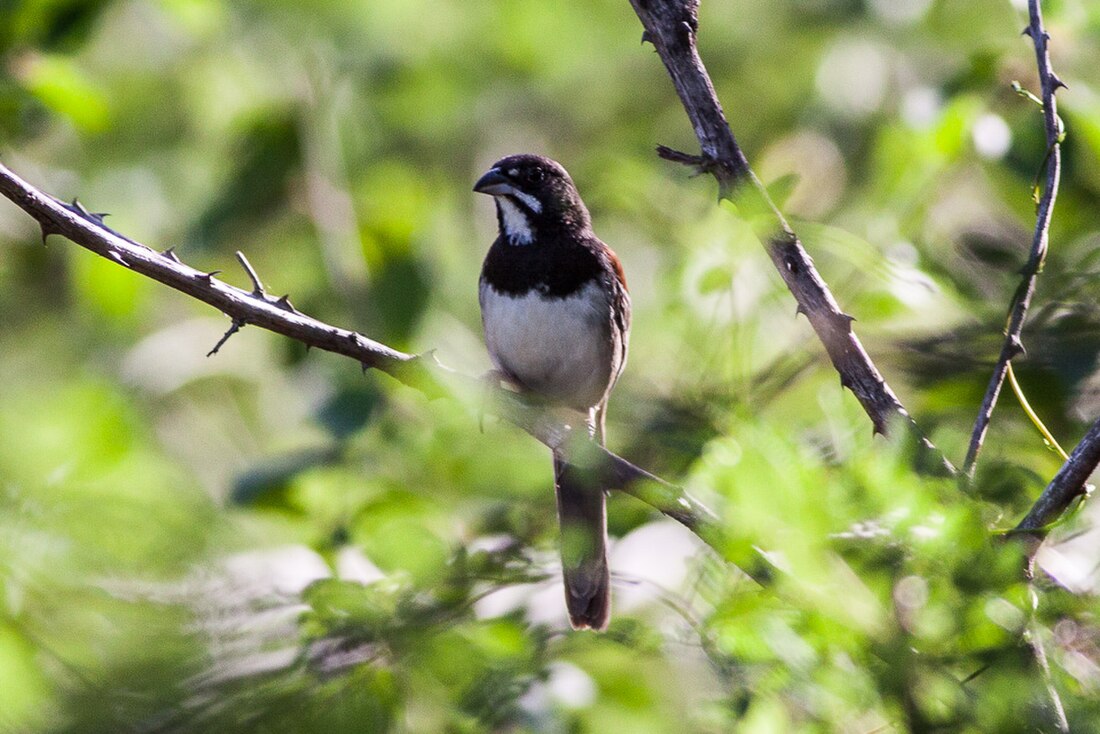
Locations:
496;197;534;245
510;189;542;214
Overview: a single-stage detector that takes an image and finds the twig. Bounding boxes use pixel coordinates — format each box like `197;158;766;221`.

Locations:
963;0;1066;477
207;318;245;357
0;161;732;557
627;0;954;476
1024;584;1071;733
236;251;267;295
1007;361;1069;461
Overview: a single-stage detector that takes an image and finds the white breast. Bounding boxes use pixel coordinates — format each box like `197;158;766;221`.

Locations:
480;280;614;409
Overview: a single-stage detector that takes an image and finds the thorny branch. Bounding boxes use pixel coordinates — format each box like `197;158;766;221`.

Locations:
979;0;1100;574
973;4;1073;727
964;0;1066;478
0;162;734;559
634;0;1096;606
1015;417;1097;729
627;0;955;476
1015;416;1100;542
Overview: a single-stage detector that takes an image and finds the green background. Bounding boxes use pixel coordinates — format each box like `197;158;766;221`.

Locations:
2;0;1100;731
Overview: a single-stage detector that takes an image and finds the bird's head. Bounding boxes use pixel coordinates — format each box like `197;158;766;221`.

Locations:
474;154;591;245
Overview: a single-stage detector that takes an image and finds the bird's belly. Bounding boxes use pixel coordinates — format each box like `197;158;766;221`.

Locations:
480;281;612;409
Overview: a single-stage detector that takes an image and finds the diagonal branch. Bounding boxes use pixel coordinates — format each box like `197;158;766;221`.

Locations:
628;0;954;476
1015;416;1100;541
0;161;731;557
963;0;1065;477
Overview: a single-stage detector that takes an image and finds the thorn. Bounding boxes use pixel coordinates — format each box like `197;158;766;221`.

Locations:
207;319;245;357
361;362;369;374
39;221;59;245
162;248;181;263
1022;25;1034;38
198;270;221;282
107;251;128;267
67;199;110;225
641;30;653;45
1008;335;1027;358
795;304;806;318
274;294;297;313
1050;74;1068;91
679;20;694;41
305;343;312;353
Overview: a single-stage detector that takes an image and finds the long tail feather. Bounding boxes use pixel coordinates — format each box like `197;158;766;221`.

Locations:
553;451;610;631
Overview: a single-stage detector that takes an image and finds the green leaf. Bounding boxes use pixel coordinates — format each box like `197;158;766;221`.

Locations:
19;53;110;132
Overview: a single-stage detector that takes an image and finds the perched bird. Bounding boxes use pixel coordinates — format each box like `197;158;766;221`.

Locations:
474;154;631;630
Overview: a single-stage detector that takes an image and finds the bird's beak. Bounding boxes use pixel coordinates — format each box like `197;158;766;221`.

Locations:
473;168;514;196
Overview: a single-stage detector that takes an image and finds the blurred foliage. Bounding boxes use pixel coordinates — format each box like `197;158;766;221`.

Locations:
1;0;1100;731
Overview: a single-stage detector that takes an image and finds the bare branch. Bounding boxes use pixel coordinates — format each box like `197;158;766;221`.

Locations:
628;0;954;476
1024;585;1071;733
1015;416;1100;540
964;0;1065;477
0;161;732;557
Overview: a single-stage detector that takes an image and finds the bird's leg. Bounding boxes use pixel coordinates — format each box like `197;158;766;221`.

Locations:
592;402;609;447
588;406;603;445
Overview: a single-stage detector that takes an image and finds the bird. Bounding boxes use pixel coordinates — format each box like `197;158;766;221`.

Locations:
474;154;630;631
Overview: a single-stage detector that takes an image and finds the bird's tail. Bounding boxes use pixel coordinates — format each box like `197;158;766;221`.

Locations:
553;451;610;631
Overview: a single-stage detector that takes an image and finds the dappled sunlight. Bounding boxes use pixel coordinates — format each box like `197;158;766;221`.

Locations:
1;0;1099;731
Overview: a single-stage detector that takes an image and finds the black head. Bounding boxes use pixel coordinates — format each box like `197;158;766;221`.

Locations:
474;154;591;245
